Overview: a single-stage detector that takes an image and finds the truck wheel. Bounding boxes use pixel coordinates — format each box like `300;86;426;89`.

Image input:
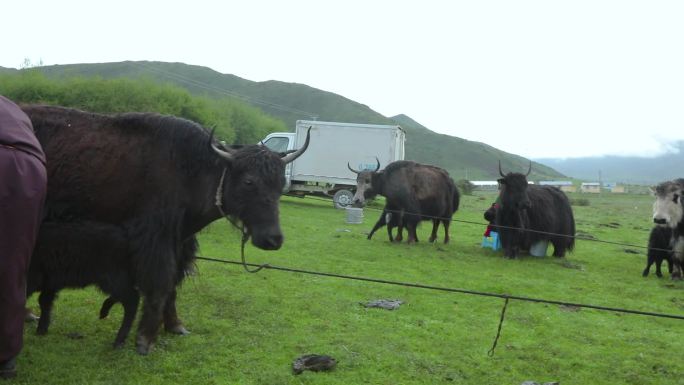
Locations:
333;190;354;209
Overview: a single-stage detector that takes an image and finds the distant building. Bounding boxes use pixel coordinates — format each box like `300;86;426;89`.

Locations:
610;185;627;193
581;182;601;193
539;181;576;193
471;181;499;191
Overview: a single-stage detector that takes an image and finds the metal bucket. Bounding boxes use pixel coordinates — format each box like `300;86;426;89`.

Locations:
529;240;549;257
345;207;364;224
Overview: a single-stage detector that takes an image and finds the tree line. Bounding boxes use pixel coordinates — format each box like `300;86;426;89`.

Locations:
0;70;288;144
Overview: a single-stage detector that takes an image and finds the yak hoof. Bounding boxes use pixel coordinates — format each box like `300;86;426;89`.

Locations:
113;340;126;349
166;325;190;335
136;336;153;355
36;327;48;336
25;309;39;323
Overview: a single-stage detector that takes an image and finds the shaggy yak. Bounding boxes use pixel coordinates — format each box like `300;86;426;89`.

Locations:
23;105;309;354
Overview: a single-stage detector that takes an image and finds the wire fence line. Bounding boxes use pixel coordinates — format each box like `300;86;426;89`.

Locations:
194;255;684;356
197;192;683;356
298;195;674;254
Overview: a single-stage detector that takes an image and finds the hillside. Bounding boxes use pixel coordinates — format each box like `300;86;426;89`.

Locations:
536;145;684;185
4;61;564;180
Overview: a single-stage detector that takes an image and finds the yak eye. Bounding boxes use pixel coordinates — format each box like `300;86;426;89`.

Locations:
673;194;679;203
244;179;254;186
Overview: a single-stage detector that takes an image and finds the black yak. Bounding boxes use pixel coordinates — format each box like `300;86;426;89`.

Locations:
349;160;460;244
643;226;673;278
495;162;575;258
651;179;684;279
27;221;142;348
23;105;309;354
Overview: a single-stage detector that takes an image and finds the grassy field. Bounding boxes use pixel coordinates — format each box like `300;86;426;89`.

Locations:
16;192;684;385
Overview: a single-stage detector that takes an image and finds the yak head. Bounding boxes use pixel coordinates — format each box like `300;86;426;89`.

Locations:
348;158;381;206
652;179;684;228
210;129;310;250
497;161;532;211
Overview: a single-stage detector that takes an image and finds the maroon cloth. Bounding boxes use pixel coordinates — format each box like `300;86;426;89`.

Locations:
0;96;47;362
0;95;45;165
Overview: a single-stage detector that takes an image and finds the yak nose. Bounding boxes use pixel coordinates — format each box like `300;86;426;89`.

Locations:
251;229;284;250
654;218;667;225
259;233;283;250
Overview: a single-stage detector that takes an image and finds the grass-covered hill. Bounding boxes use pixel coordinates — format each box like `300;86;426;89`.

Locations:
1;61;564;180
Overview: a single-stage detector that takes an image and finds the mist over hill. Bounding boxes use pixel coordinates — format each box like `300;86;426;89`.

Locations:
2;61;566;181
536;143;684;185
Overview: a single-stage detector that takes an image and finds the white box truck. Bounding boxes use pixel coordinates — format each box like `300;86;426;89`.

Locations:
261;120;405;208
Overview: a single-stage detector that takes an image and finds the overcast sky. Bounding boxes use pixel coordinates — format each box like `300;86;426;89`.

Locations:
3;1;683;159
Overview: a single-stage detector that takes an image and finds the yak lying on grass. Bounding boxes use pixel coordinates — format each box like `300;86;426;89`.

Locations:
23;105;310;354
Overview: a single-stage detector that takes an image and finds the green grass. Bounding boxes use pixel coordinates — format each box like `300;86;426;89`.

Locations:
17;193;684;385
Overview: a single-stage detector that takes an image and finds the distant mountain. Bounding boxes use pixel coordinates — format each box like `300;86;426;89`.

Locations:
536;144;684;184
2;61;565;180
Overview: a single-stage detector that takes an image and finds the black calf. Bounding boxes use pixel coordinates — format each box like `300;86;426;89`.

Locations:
643;226;674;278
27;221;139;348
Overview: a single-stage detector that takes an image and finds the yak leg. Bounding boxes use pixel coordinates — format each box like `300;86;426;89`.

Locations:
99;296;118;319
368;212;388;241
655;258;664;278
394;213;404;242
136;292;168;355
429;219;439;243
642;255;654;277
36;290;57;335
442;219;451;244
671;237;684;280
406;215;419;244
113;290;140;348
552;240;566;258
163;288;189;335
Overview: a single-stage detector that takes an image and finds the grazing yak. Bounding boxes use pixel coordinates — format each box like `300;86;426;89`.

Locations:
495;162;575;258
23;105;309;354
643;226;673;278
651;179;684;279
27;221;143;348
349;160;460;244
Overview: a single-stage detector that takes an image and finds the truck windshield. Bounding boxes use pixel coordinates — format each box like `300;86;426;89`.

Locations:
263;137;289;153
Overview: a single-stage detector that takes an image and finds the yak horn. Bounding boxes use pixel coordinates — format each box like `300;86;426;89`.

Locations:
348;162;360;174
373;157;381;171
498;160;505;177
282;127;311;164
210;127;235;161
526;161;532;176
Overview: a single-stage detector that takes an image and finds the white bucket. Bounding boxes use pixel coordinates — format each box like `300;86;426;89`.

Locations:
529;240;549;257
345;207;364;224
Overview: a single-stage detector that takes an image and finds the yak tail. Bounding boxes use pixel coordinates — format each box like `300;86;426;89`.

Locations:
452;179;461;212
568;215;576;251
